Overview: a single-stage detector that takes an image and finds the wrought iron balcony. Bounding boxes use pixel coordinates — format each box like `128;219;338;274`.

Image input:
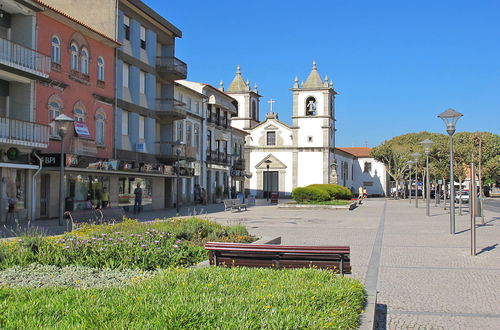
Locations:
158;144;198;163
155;98;187;123
207;150;230;165
0;116;50;148
156;56;187;80
0;38;50;79
233;158;246;170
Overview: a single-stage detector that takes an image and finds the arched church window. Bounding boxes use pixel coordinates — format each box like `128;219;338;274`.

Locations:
252;100;257;120
305;97;316;116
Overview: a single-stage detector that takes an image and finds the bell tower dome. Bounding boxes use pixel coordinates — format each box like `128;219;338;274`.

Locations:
223;65;262;130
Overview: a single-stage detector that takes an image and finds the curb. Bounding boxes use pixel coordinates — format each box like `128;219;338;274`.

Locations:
278;203;356;210
359;290;377;330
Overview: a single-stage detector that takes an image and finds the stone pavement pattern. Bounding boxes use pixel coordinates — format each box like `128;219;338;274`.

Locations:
5;198;500;329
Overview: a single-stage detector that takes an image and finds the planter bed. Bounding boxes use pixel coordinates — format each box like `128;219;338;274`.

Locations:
279;201;358;210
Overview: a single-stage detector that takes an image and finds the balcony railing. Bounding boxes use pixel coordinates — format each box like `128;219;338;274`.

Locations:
233;158;245;170
0;116;50;148
207;150;230;165
0;38;50;78
156;56;187;80
160;144;198;160
155;98;187;122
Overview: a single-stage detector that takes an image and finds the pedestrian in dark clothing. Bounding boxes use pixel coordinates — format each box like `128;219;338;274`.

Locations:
134;183;143;214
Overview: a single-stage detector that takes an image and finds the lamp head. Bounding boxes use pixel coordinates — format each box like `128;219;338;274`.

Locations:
438;108;463;136
419;139;435;155
410;152;421;161
53;114;74;138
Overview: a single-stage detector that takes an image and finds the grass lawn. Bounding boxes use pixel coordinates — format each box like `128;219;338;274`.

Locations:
0;267;365;329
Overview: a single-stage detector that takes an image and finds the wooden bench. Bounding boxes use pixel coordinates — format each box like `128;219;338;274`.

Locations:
65;207;125;230
223;199;248;212
205;242;351;275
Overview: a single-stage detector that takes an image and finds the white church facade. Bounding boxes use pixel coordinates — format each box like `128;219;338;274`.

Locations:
222;62;388;198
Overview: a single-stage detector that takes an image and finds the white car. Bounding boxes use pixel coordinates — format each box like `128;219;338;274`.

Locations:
455;191;470;203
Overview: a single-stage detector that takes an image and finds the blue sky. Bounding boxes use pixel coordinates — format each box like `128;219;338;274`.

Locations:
145;0;500;147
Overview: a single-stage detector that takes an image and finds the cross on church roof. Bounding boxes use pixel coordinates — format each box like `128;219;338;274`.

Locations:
267;98;276;113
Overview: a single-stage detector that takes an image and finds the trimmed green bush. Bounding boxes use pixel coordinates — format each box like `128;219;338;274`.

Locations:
292;187;330;203
307;184;352;200
0;267;366;329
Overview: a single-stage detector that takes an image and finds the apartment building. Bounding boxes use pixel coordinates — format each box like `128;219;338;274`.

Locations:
0;0;51;222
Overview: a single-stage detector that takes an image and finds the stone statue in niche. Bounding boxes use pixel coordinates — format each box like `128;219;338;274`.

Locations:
306;99;316;115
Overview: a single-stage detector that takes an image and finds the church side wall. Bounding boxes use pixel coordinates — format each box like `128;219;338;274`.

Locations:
297;118;326;148
297;152;324;187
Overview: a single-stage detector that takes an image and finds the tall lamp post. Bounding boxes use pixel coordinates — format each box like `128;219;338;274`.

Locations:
420;139;435;216
175;140;184;214
411;152;421;208
407;160;415;204
438;108;463;235
54;114;74;226
264;159;272;201
229;152;239;199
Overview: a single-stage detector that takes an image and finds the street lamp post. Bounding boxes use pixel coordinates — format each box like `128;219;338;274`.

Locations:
438;108;463;235
406;160;414;205
411;152;421;208
420;139;435;216
229;152;239;200
264;159;272;201
54;114;74;226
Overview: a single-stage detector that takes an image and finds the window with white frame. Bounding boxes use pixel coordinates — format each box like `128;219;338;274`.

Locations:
194;125;200;148
186;122;192;146
139;70;146;94
121;110;128;135
140;26;146;49
177;121;183;141
195;102;199;114
96;113;105;145
81;47;89;75
266;131;276;145
74;108;85;122
51;36;60;64
186;97;191;111
139;115;145;139
123;15;130;41
123;62;129;87
70;43;78;71
48;102;61;136
97;57;105;81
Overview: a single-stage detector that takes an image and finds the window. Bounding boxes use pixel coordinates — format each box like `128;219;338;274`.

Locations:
96;113;105;145
364;162;372;173
177;121;183;141
139;115;145;139
223;111;228;127
81;48;89;75
207;130;212;152
186;97;191;110
70;43;79;71
122;63;129;87
121;110;129;135
48;102;61;136
252;100;257;120
140;26;146;49
186;122;192;146
308;136;313;142
123;15;130;40
74;108;85;122
195;102;199;114
194;125;200;148
178;93;183;102
139;70;146;94
267;131;276;145
51;36;60;64
216;108;220;125
97;57;105;81
305;96;317;116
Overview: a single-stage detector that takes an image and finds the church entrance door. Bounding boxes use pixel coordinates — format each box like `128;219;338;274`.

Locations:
263;171;279;198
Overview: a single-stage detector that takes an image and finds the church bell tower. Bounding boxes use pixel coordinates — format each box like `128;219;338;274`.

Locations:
290;61;338;183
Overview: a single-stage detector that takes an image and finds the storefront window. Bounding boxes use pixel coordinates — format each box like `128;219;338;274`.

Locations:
118;177;153;211
66;174;110;210
3;169;26;210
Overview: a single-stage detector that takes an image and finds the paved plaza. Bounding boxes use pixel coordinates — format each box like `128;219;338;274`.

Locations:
3;198;500;329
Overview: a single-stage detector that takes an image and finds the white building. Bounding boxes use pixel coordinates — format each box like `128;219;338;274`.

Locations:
223;62;388;198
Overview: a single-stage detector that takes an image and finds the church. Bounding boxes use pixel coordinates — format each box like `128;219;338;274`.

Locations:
222;62;388;198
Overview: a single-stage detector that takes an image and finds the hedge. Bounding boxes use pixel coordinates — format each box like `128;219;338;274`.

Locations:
292;187;330;203
307;184;352;200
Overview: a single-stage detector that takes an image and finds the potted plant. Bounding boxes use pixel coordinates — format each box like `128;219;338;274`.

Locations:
215;186;224;203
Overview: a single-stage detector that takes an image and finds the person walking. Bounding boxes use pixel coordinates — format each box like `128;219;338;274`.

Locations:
101;187;110;208
201;187;207;205
358;186;364;204
134;183;143;214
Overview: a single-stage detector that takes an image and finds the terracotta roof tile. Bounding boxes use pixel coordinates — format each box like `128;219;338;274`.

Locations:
337;147;372;158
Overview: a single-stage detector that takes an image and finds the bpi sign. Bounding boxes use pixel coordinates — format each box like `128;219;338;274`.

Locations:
41;154;62;167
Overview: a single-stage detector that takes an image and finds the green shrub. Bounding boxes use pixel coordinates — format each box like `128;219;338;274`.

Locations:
307;184;352;200
292;187;329;203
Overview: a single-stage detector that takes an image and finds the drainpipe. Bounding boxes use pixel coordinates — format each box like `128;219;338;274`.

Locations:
31;152;43;222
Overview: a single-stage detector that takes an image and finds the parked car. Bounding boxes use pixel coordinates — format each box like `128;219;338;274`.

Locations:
455;190;470;203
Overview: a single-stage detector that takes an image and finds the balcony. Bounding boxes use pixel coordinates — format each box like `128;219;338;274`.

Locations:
156;56;187;80
0;116;50;149
157;144;198;163
0;38;50;79
207;150;230;166
155;98;187;123
233;158;246;170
